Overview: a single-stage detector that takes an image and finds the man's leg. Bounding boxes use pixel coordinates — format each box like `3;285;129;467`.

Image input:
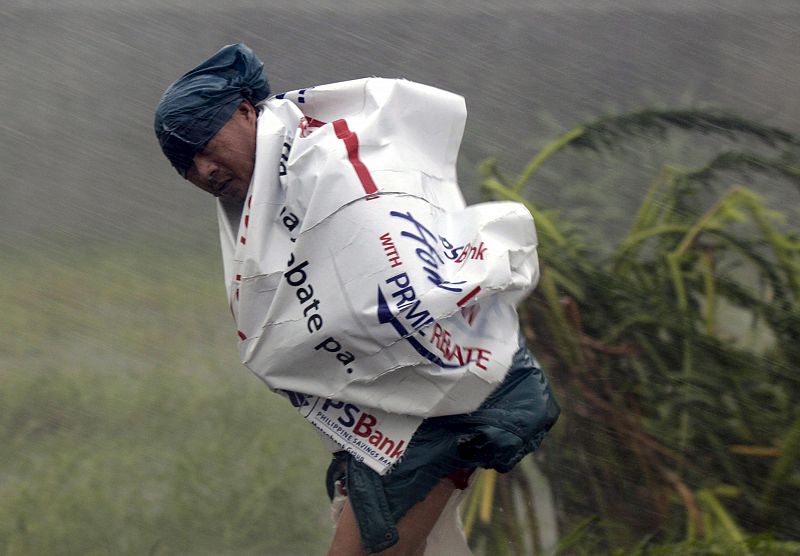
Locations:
420;477;474;556
327;478;456;556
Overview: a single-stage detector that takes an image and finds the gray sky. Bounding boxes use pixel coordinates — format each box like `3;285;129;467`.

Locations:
4;0;800;11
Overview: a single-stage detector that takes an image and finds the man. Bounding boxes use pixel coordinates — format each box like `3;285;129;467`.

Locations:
155;43;559;555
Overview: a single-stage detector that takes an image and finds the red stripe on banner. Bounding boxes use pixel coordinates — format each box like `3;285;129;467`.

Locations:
244;215;249;228
457;286;482;307
307;117;327;128
237;330;247;340
332;119;378;195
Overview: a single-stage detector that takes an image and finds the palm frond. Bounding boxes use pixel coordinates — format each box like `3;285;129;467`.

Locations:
573;109;800;152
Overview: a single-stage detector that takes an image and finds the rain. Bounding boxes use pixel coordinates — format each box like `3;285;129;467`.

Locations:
2;0;798;554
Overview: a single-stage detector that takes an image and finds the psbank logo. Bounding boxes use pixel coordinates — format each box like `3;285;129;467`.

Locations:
319;399;406;460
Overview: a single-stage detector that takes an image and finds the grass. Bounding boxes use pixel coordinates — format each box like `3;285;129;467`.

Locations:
0;241;331;555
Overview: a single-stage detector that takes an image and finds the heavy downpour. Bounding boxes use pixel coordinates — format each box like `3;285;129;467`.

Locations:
2;1;799;554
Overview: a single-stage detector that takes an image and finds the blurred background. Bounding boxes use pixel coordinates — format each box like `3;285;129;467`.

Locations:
1;1;798;554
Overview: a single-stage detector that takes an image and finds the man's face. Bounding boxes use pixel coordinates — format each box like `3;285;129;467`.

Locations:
186;101;257;201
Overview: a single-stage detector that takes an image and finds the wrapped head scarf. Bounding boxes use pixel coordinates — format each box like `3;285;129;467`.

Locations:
154;43;271;177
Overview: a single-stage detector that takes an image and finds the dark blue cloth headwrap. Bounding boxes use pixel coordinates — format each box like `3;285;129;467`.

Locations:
154;43;270;177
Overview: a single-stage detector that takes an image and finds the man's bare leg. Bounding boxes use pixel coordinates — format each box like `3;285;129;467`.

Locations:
327;478;457;556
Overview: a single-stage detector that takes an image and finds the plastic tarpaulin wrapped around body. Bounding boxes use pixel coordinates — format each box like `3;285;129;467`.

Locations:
217;78;539;473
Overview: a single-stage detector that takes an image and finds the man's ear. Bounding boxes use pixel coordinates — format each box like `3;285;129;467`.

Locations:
238;99;256;122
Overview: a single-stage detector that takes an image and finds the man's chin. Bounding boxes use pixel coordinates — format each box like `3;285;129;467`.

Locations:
232;184;248;201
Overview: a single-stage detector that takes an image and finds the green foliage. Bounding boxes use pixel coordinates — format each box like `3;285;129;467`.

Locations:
468;109;800;554
0;247;331;555
570;110;798;153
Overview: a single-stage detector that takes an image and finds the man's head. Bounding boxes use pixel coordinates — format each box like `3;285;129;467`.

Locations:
185;99;257;200
154;43;270;201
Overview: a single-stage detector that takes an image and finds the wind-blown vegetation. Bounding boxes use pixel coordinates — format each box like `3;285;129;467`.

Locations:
467;109;800;555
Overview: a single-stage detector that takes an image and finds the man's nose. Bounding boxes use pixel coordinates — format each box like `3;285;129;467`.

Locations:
194;156;219;182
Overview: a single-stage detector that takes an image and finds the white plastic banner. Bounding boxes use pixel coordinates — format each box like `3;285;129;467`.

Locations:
218;78;539;474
